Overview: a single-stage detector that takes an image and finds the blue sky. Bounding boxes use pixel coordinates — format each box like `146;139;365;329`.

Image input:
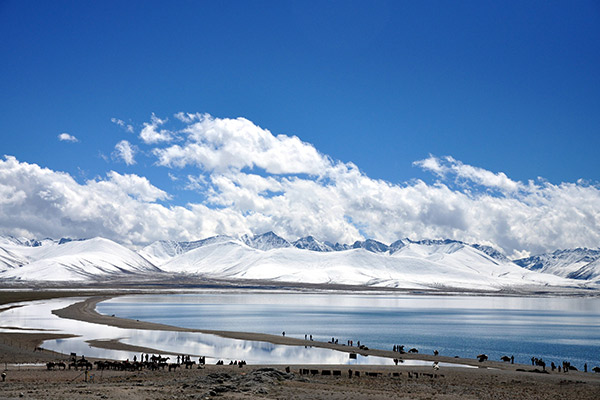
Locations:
1;1;599;256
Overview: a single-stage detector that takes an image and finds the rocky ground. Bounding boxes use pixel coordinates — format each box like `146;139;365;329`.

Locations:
1;289;599;399
1;362;600;400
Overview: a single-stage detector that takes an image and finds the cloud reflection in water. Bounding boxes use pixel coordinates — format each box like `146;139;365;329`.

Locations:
1;297;394;364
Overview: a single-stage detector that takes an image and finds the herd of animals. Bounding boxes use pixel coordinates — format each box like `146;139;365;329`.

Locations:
46;354;206;372
45;348;600;374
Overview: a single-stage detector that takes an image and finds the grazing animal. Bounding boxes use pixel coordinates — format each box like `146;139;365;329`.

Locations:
592;366;600;373
477;354;488;362
408;348;419;354
501;356;511;362
168;363;179;371
46;362;55;370
77;360;93;370
433;350;439;356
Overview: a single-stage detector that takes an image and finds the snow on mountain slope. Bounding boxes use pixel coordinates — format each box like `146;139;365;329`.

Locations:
242;231;291;251
139;236;233;266
293;236;334;252
159;237;576;291
352;239;389;253
0;246;29;272
0;235;59;271
564;257;600;281
0;233;594;289
0;237;160;282
514;248;600;280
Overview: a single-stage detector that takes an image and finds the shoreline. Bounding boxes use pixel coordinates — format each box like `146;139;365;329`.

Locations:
1;290;600;399
52;296;491;368
2;290;594;371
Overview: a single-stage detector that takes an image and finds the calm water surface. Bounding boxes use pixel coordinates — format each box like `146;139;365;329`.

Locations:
0;296;401;365
98;292;600;368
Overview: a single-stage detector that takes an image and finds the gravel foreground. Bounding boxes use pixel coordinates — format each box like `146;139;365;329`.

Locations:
1;289;599;399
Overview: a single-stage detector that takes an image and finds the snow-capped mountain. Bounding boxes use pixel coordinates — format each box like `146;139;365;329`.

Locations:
388;239;407;254
0;237;159;281
139;236;233;266
0;233;597;290
155;236;578;290
352;239;389;253
0;246;29;272
568;257;600;281
292;236;334;252
241;231;291;251
514;248;600;281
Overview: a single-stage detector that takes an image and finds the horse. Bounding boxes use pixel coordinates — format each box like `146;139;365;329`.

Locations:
77;359;93;370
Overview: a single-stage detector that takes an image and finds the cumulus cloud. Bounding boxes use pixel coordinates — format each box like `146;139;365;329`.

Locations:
0;155;210;245
113;140;137;165
153;114;331;175
58;133;78;142
2;113;600;258
139;113;176;144
146;114;599;257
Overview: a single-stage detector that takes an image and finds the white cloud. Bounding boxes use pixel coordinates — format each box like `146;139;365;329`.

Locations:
146;114;600;256
58;133;78;142
139;113;176;144
153;115;330;175
414;155;522;193
2;114;600;258
113;140;137;165
111;118;134;133
103;171;171;203
0;156;206;245
174;112;202;123
0;182;26;205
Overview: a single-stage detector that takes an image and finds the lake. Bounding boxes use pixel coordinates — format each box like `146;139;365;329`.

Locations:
97;292;600;368
2;291;599;367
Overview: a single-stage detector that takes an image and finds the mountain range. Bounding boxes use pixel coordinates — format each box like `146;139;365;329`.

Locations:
1;232;598;291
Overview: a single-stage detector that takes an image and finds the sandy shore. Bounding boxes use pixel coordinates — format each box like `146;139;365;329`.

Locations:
1;290;600;399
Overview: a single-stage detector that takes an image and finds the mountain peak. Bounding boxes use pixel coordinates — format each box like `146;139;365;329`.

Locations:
352;239;389;253
241;232;291;251
293;236;333;252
